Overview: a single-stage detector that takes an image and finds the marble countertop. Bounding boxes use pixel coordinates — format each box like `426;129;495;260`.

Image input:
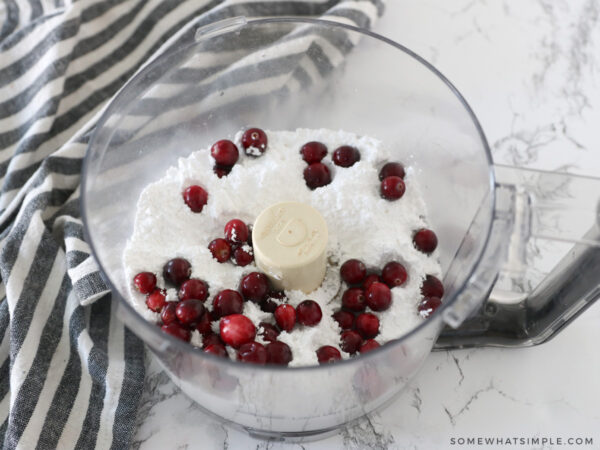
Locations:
132;1;600;449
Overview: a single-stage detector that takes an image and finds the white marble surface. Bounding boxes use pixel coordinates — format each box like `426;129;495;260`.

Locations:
132;1;600;449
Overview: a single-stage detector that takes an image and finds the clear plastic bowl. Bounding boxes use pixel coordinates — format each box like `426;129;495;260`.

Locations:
82;17;494;439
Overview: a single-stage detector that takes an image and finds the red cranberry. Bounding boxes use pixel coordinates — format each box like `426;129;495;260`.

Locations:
133;272;156;294
340;330;363;354
163;258;191;286
224;219;249;244
261;291;284;313
212;289;244;318
237;341;267;364
296;300;322;326
418;296;442;318
332;145;360;167
274;304;296;332
359;339;380;353
413;228;438;254
161;322;191;342
365;282;392;311
332;310;354;330
363;274;381;290
204;343;228;358
380;176;406;201
211;139;239;166
208;238;232;263
183;185;208;213
175;299;205;325
300;141;327;164
239;272;269;302
303;163;331;189
219;314;256;348
421;275;444;298
258;322;280;342
178;279;208;302
202;333;223;348
232;246;253;266
381;262;408;288
342;288;366;312
355;313;380;339
316;346;342;364
340;259;367;285
268;290;286;301
160;302;177;324
266;341;293;365
260;298;277;313
379;162;406;181
241;128;268;155
196;312;212;336
146;289;167;312
213;164;231;178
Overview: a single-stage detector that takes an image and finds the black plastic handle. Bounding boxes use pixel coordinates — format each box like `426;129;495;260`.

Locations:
435;225;600;349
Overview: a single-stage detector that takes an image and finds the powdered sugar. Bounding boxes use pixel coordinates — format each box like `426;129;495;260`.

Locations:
123;128;442;367
165;288;178;302
245;146;262;157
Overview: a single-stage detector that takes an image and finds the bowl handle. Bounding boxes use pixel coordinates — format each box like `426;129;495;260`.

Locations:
435;165;600;349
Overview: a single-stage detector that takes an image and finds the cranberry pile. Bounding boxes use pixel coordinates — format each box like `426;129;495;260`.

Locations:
331;232;444;356
208;218;254;266
134;241;443;367
210;128;268;178
134;127;445;367
181;128;269;213
299;139;408;202
379;162;406;200
134;256;330;366
183;129;411;214
301;141;361;190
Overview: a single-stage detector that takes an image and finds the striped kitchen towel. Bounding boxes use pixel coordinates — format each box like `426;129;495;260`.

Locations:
0;0;383;448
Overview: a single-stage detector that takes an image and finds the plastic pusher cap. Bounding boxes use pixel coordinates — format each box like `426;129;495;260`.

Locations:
252;202;328;293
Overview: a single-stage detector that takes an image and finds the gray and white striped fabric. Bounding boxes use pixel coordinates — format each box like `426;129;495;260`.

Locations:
0;1;382;448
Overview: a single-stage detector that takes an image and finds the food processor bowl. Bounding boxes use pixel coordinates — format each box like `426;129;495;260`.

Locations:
81;17;600;439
